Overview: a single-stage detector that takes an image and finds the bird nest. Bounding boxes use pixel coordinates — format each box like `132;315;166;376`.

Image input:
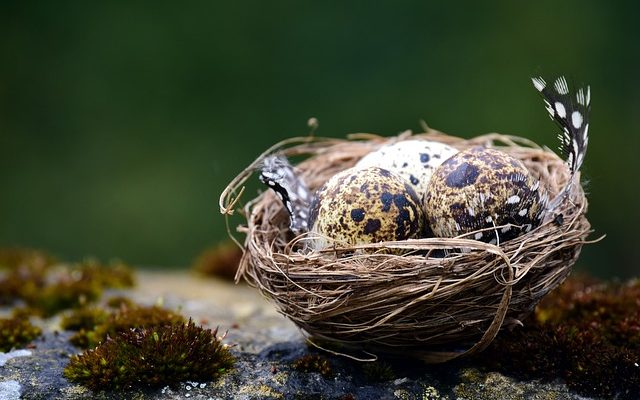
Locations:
219;129;593;363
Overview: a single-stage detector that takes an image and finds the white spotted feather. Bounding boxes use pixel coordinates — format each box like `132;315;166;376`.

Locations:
259;155;312;234
532;75;591;213
531;75;590;174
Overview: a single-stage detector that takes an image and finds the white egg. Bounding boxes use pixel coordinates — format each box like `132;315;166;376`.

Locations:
355;140;459;198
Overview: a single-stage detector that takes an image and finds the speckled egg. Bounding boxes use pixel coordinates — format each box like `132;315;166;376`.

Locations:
424;147;547;244
308;166;424;250
355;140;459;198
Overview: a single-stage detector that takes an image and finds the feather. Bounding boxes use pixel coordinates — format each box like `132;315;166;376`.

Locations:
531;76;590;174
532;75;591;213
259;155;311;234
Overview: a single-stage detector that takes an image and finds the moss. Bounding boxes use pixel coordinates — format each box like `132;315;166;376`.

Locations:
71;304;185;349
0;316;42;352
0;250;135;316
0;247;55;270
362;361;395;382
291;354;333;378
64;319;234;391
69;329;98;349
105;296;135;309
24;279;104;317
477;275;640;399
192;241;243;281
61;306;112;348
61;307;109;331
77;259;135;289
11;306;45;319
0;253;50;305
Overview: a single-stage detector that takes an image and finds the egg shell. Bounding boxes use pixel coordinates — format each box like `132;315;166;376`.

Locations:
355;140;459;198
308;166;424;250
424;146;547;244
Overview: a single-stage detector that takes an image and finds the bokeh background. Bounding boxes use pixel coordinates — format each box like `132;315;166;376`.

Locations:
1;2;638;277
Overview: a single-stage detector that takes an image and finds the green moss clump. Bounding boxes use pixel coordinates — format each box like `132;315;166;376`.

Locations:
0;316;42;352
92;305;185;347
71;304;185;349
24;279;104;317
0;247;55;270
11;306;45;319
105;296;135;309
362;361;395;382
0;250;51;305
69;330;94;349
61;307;109;331
0;249;136;316
77;259;135;289
292;354;333;378
478;275;640;399
64;319;234;391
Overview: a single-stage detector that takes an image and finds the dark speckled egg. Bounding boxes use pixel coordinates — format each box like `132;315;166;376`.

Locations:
424;147;548;244
308;166;424;250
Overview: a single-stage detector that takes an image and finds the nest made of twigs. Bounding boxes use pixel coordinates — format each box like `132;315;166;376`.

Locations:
219;129;593;363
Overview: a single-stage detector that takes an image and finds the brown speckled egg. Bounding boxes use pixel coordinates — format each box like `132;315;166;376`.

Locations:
308;166;424;250
424;147;547;244
355;140;459;198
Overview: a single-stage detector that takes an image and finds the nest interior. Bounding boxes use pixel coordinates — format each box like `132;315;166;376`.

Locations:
220;130;592;363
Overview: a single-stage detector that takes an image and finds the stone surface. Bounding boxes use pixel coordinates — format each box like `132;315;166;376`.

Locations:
0;380;22;400
0;351;31;367
0;271;595;399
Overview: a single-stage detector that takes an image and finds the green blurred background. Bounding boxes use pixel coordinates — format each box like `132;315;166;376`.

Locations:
1;2;638;277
